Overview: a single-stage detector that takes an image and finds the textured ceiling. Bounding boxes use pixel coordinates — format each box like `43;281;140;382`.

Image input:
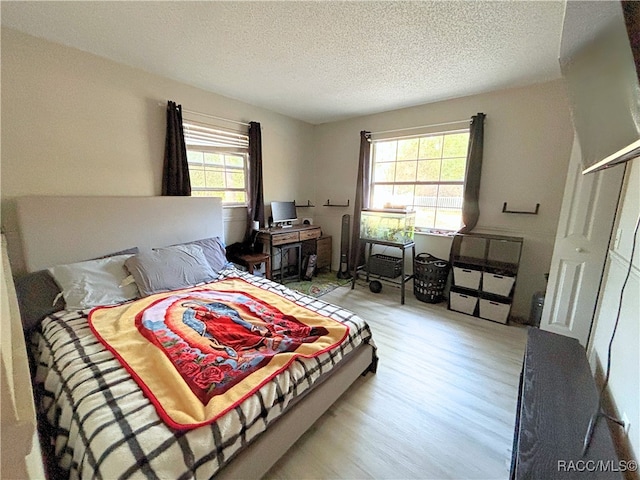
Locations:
1;1;567;124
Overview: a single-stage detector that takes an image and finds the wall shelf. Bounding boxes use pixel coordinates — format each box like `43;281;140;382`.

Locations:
323;199;350;207
502;202;540;215
294;200;315;208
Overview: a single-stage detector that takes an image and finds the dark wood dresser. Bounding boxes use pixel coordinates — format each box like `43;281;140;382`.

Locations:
511;328;622;479
315;236;332;272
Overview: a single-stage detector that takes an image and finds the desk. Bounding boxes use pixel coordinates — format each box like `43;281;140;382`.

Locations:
257;225;322;282
351;238;415;304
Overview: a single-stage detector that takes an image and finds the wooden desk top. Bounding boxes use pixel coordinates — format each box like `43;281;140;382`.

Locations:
258;225;320;235
257;225;322;246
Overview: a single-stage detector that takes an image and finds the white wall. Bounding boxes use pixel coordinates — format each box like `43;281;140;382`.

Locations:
0;28;316;273
1;30;574;320
312;81;574;319
589;161;640;460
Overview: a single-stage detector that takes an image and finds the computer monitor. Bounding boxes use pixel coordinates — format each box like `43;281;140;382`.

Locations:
271;201;297;227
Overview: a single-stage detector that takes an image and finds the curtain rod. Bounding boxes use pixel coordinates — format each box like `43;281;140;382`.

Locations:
370;118;471;136
158;102;250;127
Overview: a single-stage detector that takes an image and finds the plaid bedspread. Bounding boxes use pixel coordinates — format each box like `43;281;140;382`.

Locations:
33;269;376;479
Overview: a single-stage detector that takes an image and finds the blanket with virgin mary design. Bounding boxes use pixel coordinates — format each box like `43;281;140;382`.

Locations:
88;278;349;429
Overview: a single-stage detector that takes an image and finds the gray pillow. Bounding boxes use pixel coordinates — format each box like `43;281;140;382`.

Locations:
124;244;217;297
15;270;65;332
173;237;228;272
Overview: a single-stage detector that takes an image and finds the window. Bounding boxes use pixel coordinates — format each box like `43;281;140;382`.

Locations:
184;120;249;205
370;129;469;232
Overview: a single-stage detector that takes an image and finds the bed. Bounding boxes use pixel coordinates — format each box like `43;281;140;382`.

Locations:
14;195;377;479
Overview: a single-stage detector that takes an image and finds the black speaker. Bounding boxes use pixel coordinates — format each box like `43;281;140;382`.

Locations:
337;214;351;279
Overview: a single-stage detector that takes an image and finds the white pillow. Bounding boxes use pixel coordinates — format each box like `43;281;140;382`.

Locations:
49;254;140;310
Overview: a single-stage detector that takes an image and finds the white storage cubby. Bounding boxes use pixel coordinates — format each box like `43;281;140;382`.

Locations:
449;291;478;315
453;266;482;290
482;272;516;297
448;232;523;324
479;298;511;324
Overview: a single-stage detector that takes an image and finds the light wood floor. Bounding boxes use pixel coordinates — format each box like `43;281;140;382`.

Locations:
264;280;528;480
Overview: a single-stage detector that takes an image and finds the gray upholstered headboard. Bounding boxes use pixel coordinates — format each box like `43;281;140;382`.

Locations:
16;196;224;272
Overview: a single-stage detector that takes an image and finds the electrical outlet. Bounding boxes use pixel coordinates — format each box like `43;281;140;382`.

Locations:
614;228;623;250
622;412;631;435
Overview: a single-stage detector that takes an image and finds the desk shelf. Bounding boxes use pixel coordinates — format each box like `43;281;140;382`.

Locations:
273;242;302;282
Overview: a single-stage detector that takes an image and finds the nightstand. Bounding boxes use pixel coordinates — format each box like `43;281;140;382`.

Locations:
236;252;271;280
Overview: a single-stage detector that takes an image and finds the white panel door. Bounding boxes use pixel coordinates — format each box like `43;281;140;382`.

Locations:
540;136;625;345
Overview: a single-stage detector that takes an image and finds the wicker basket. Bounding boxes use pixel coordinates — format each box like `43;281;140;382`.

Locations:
368;254;403;278
413;253;450;303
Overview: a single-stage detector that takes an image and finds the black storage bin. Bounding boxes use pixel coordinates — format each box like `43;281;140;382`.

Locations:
369;254;403;278
414;253;450;303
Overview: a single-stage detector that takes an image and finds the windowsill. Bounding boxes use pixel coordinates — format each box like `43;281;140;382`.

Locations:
414;230;456;238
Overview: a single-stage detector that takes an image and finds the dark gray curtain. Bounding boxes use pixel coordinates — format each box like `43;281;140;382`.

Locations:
349;131;372;276
458;113;486;233
161;101;191;196
245;121;265;241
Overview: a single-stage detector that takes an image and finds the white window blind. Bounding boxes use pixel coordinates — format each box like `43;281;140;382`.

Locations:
183;121;249;151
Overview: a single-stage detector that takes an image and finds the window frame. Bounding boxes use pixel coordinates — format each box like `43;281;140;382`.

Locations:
369;128;470;233
183;119;250;207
